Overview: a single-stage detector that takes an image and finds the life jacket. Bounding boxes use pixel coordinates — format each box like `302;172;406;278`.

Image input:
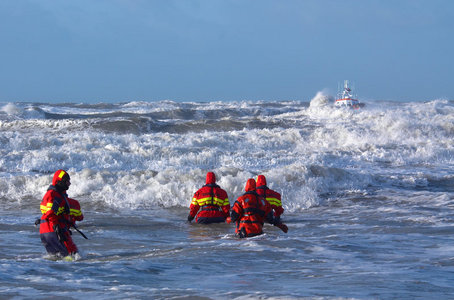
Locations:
39;185;71;234
189;172;230;224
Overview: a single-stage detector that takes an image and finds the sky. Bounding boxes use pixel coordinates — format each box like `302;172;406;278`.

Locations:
0;0;453;103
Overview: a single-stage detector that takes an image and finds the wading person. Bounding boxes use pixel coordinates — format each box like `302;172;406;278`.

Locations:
231;178;288;238
63;196;84;255
38;170;79;258
188;172;230;224
256;175;284;223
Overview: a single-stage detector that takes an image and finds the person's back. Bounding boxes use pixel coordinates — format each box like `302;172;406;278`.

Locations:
256;175;284;221
231;178;274;238
188;172;230;224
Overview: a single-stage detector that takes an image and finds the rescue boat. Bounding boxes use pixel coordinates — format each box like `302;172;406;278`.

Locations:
334;80;364;109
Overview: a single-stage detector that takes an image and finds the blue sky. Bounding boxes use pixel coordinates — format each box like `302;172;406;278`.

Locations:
0;0;453;103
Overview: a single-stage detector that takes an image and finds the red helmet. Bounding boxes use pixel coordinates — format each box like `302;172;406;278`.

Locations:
206;172;216;184
52;169;70;190
257;175;267;186
245;178;256;192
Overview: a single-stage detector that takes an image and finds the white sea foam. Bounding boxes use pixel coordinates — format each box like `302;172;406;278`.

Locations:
0;99;453;213
309;90;333;108
1;103;21;115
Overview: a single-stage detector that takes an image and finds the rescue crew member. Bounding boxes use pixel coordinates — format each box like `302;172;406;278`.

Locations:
63;197;84;255
39;170;77;257
256;175;284;223
231;178;288;238
188;172;230;224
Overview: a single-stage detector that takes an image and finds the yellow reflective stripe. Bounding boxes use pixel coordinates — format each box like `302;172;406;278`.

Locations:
197;196;213;203
194;197;212;206
40;204;50;214
58;171;66;179
70;208;82;217
56;206;68;215
266;197;282;207
192;196;228;206
222;198;230;206
191;197;199;206
40;203;67;215
198;199;213;206
211;197;226;206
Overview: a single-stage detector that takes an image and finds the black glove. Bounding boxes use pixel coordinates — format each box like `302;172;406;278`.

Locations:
53;224;67;242
34;218;41;226
187;215;194;222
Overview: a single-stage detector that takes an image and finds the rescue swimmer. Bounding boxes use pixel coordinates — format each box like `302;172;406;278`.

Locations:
64;197;84;254
38;170;83;258
256;175;284;223
231;178;288;238
188;172;230;224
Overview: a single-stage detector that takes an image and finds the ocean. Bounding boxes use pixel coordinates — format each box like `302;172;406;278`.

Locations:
0;96;453;299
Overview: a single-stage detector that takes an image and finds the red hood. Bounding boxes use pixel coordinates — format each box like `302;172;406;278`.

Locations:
206;172;216;184
245;178;256;192
52;169;69;186
257;175;267;186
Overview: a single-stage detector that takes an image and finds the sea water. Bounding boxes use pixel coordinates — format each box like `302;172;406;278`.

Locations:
0;97;453;299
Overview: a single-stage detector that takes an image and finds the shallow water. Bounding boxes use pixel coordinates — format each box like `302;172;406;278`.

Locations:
1;99;454;299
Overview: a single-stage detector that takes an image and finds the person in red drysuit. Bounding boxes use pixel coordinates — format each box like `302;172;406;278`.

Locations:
256;175;284;223
63;197;84;254
188;172;230;224
230;178;288;238
39;170;79;257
